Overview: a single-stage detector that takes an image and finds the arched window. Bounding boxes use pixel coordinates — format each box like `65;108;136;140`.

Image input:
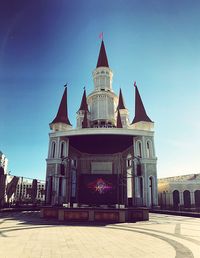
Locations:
146;140;153;158
136;141;142;158
51;141;56;158
173;190;180;209
60;141;66;158
146;141;151;158
147;142;150;158
126;154;132;167
194;190;200;207
183;190;191;208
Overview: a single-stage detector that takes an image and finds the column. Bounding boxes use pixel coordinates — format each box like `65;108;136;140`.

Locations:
190;191;195;207
179;191;184;206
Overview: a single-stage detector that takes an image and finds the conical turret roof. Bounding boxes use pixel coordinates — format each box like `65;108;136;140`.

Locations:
78;88;89;112
117;88;126;110
96;40;109;68
131;83;152;124
51;87;72;125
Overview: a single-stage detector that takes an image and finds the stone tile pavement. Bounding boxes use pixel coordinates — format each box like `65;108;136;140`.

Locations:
0;211;200;258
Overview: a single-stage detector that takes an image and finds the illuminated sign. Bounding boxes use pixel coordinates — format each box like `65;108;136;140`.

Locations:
79;174;117;204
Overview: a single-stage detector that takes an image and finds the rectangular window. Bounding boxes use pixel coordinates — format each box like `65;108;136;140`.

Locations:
91;162;112;174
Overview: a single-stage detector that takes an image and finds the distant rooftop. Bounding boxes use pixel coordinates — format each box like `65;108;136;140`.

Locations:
158;173;200;183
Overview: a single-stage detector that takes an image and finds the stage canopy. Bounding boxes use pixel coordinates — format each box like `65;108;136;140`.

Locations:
69;134;133;154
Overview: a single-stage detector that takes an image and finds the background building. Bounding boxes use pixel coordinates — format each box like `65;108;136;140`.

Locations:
2;174;45;206
0;151;8;207
0;151;8;174
6;176;45;205
14;177;45;204
158;173;200;210
45;40;158;208
0;151;45;207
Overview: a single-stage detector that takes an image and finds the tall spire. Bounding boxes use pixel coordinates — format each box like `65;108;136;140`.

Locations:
131;83;152;124
51;87;72;125
116;109;123;128
96;40;109;68
117;88;126;110
78;88;89;112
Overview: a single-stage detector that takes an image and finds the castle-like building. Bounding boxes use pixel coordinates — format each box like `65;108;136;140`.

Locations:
45;40;158;208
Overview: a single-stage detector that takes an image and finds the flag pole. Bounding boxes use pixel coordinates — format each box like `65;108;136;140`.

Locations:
99;32;104;41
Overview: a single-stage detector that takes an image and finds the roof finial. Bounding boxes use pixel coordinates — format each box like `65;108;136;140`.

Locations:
134;81;137;87
83;86;86;90
64;83;67;88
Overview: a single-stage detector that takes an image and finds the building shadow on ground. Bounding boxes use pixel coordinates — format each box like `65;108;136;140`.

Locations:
0;210;114;228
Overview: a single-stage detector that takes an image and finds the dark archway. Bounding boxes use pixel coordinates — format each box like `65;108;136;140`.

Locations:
194;190;200;207
183;190;191;208
163;191;167;208
173;190;180;209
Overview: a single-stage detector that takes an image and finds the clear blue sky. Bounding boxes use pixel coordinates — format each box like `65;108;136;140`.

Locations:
1;0;200;180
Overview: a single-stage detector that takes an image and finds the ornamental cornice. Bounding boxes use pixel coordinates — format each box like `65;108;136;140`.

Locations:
49;127;154;138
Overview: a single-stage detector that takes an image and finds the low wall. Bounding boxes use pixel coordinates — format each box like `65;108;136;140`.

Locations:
151;209;200;218
40;207;149;223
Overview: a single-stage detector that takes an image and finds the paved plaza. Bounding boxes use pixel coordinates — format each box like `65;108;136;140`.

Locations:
0;211;200;258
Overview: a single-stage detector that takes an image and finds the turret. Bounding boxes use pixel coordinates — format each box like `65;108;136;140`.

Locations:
50;86;72;131
87;40;118;127
130;82;154;131
92;40;113;92
117;88;129;128
76;88;90;128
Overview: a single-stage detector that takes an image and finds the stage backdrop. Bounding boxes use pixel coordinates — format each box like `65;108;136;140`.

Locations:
79;174;117;205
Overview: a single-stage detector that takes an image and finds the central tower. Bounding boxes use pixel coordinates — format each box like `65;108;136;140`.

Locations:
87;40;118;128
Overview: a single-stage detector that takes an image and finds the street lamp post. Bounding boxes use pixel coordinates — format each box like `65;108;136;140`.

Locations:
125;156;141;207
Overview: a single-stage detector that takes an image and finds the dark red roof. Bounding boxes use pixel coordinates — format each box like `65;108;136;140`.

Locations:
96;40;109;68
51;87;72;125
131;85;152;124
116;109;123;128
117;88;126;109
78;89;89;112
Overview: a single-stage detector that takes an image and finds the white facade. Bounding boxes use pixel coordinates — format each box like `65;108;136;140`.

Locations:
88;66;117;127
87;90;118;126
